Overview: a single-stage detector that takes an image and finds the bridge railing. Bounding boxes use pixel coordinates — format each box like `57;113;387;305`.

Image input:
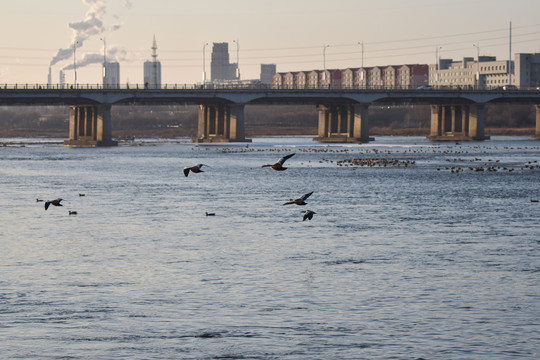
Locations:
1;82;539;92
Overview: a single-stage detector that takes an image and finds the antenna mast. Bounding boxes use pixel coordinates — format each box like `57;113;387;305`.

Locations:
152;35;158;88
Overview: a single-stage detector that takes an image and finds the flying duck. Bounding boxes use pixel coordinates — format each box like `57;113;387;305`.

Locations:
262;153;295;171
45;198;63;210
183;164;208;177
302;210;316;221
283;191;313;206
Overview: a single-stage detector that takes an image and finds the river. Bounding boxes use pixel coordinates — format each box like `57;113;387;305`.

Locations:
1;136;539;359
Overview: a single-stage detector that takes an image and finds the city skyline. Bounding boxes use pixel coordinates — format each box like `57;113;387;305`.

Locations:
1;0;539;86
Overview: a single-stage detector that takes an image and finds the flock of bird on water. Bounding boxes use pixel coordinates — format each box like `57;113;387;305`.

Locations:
38;152;317;221
36;144;539;215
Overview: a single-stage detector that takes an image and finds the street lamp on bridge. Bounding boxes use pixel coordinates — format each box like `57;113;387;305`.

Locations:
233;39;240;80
473;42;480;89
202;42;208;83
323;44;330;84
435;46;442;88
101;37;107;86
73;41;78;87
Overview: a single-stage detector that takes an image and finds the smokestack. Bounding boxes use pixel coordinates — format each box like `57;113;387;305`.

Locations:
47;67;52;89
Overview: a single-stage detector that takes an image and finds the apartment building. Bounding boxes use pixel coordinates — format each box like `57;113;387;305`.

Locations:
273;64;427;88
429;53;540;88
271;53;539;89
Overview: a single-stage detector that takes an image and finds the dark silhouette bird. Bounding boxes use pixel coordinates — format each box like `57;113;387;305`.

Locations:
183;164;208;177
36;198;44;202
69;211;78;215
283;191;313;206
302;210;316;221
79;193;85;197
45;198;63;210
205;212;215;216
262;153;295;171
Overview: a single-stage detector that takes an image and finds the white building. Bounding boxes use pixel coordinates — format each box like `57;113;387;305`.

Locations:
144;61;161;88
103;62;120;88
429;53;540;89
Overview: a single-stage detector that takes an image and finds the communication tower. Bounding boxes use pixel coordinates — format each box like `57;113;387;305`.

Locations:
143;35;162;88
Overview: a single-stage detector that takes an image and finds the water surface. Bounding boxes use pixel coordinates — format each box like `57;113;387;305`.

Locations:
1;136;539;359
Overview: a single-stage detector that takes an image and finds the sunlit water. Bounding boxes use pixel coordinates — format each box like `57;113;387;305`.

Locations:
1;136;539;359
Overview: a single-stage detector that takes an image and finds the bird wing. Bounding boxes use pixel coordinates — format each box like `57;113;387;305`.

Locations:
283;201;295;205
183;167;190;177
301;191;313;200
45;201;50;210
278;153;295;165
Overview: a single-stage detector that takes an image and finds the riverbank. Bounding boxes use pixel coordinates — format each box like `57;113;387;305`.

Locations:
0;127;535;139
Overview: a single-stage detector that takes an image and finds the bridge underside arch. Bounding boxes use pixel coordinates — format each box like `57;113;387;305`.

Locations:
195;103;251;143
64;104;117;147
314;103;372;143
428;103;489;141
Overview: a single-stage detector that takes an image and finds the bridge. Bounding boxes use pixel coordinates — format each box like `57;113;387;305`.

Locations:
1;84;539;146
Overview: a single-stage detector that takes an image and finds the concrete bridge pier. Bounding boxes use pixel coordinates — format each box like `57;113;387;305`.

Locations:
195;103;251;143
64;104;117;147
314;103;371;143
428;103;489;141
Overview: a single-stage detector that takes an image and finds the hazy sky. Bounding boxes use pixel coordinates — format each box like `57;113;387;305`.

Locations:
1;0;539;85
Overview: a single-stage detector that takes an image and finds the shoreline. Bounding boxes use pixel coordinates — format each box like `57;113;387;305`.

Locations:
0;127;535;139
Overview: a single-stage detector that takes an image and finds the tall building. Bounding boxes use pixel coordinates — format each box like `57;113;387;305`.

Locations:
143;36;162;88
260;64;276;85
59;70;65;89
210;42;238;82
103;62;120;88
514;53;540;88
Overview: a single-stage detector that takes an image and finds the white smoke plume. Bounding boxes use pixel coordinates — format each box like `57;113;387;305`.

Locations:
63;46;128;71
51;0;130;69
50;0;107;66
